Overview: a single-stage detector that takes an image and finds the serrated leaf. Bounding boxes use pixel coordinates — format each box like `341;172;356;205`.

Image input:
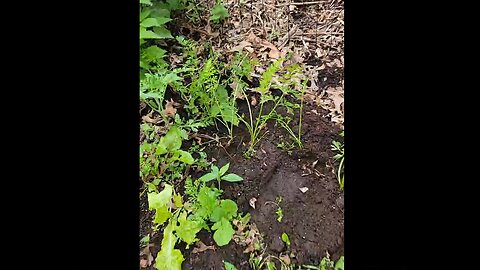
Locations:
163;72;182;84
156;222;184;270
175;211;203;245
148;184;173;209
210;199;238;223
223;261;238;270
334;256;344;270
219;163;230;176
221;173;243;182
153;206;172;225
212;217;235;246
196;186;219;218
153;26;173;39
173;193;183;208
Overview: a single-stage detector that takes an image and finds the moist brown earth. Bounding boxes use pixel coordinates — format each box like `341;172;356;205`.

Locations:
140;103;344;269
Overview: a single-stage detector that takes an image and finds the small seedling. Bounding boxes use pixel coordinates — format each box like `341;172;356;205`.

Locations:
223;260;239;270
198;162;243;189
281;232;291;247
331;131;344;191
275;196;283;222
209;3;229;23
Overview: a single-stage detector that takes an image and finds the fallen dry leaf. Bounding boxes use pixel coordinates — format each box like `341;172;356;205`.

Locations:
249;197;257;209
230;40;253;53
140;259;148;268
299;187;309;193
280;254;291;265
192;241;216;254
164;99;179;117
250;95;257;106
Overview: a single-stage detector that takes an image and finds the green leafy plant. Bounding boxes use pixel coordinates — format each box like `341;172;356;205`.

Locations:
275;196;283;222
209;3;229;23
198;162;243;189
147;163;244;269
237;57;306;158
331;131;344;191
302;254;344;270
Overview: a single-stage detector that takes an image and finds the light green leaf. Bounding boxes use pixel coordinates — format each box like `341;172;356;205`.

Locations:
219;163;230;176
156;222;184;270
221;173;243;182
153;206;172;225
163;72;182;84
209;4;229;22
153;26;174;39
140;0;152;5
223;261;238;270
155;17;172;25
158;126;183;153
266;261;276;270
143;45;166;60
212;217;235;246
148;184;173;209
140;28;163;39
140;9;152;21
175;211;203;245
172;149;194;165
334;256;344;270
173;193;183;208
140;18;161;28
198;172;217;182
281;232;290;246
196;186;220;219
210;199;238;223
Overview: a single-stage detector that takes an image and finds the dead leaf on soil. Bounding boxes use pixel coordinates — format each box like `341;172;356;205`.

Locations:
164;99;180;117
230;40;253;53
249;197;257;209
280;254;291;265
192;240;216;254
299;187;309;193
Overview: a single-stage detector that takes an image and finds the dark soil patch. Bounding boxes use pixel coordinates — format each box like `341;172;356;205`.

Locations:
179;104;344;269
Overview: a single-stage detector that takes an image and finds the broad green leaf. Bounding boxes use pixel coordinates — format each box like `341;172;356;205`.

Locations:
198;172;217;183
221;173;243;182
153;206;172;225
281;232;290;246
223;261;238;270
140;0;152;5
153;26;173;39
140;18;161;28
212;217;235;246
140;28;163;39
148;184;173;209
334;256;344;270
155;17;172;25
163;72;182;84
172;149;194;165
219;163;230;176
140;10;152;22
196;186;219;218
211;165;219;176
210;199;238;223
175;211;203;245
156;222;184;270
143;45;166;60
158;126;183;153
209;4;229;22
167;0;182;10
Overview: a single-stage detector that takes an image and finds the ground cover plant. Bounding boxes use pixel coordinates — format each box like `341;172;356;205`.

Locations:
139;0;345;269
